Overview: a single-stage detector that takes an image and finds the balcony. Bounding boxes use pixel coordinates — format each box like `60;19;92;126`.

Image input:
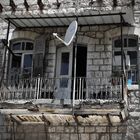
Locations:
0;76;129;123
0;77;123;103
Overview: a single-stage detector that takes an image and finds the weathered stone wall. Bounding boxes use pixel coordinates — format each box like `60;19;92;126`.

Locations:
125;90;140;140
0;123;127;140
44;26;112;83
0;112;127;140
0;90;139;140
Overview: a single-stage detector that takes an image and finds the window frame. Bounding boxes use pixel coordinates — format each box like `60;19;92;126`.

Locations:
112;35;138;84
9;39;34;79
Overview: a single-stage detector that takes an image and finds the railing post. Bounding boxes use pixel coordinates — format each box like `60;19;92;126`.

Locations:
37;74;41;99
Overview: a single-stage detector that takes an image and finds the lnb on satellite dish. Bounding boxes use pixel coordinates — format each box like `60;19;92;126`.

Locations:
53;20;78;46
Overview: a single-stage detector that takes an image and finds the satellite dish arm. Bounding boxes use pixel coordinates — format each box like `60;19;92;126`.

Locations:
53;33;68;46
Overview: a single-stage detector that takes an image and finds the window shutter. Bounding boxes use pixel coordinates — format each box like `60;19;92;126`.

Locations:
33;35;46;77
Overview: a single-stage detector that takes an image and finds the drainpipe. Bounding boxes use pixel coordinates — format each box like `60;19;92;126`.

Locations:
120;13;124;100
0;20;10;87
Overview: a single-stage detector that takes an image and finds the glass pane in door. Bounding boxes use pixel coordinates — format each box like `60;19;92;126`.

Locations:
60;52;69;75
11;54;22;80
23;54;32;78
60;52;70;88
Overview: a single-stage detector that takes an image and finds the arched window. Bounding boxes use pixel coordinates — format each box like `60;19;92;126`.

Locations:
113;35;138;84
9;40;33;80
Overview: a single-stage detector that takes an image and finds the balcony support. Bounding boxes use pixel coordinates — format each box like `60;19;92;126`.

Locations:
120;13;124;100
0;20;10;87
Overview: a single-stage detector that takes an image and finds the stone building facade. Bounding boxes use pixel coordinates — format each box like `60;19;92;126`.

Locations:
0;0;139;86
0;0;140;140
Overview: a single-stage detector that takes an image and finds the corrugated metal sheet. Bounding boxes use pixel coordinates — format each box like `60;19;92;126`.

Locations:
2;9;134;28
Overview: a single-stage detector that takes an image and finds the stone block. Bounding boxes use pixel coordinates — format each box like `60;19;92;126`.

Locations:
90;134;99;140
134;132;140;140
88;45;95;52
111;134;123;140
16;125;24;132
96;32;104;38
110;116;121;123
77;36;83;43
93;59;103;65
38;133;46;140
70;134;79;140
94;71;102;78
118;126;127;133
24;133;35;140
47;126;56;132
61;134;70;140
101;52;112;58
95;45;104;51
90;26;99;31
2;132;11;140
100;65;111;71
87;59;93;65
47;53;56;60
23;125;34;133
77;126;85;133
47;60;55;67
80;134;89;140
82;36;90;44
49;134;60;140
103;59;112;65
46;73;54;78
80;26;90;32
96;127;106;132
15;133;25;140
36;124;45;132
102;71;111;77
55;126;64;133
49;46;56;53
93;39;100;44
85;126;95;133
0;126;6;133
107;126;118;132
105;45;112;51
46;67;54;73
100;134;110;140
87;65;99;71
87;52;100;59
65;126;75;133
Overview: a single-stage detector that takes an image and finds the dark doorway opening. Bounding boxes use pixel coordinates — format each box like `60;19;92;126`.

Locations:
76;45;87;77
75;45;87;99
71;45;87;99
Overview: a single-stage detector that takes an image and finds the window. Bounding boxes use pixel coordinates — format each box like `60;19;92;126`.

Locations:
10;40;33;79
12;41;33;50
113;35;138;84
60;52;69;75
114;36;137;48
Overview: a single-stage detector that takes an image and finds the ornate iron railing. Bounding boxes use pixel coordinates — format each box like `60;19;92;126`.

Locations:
0;77;123;102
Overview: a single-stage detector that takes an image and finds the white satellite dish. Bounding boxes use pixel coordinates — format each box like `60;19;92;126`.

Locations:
53;20;78;46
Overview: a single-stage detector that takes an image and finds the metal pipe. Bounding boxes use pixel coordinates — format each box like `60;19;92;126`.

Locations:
120;14;124;100
72;16;78;115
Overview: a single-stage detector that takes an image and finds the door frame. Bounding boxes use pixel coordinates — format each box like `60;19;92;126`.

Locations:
55;45;73;99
